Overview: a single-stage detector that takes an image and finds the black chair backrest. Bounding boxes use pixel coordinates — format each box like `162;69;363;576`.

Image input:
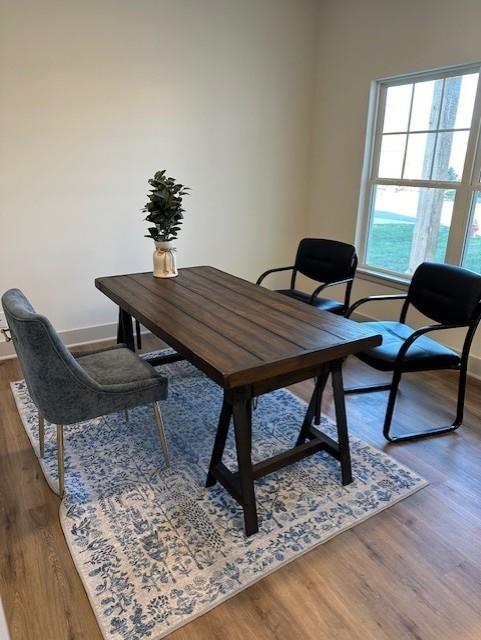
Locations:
294;238;357;284
407;263;481;326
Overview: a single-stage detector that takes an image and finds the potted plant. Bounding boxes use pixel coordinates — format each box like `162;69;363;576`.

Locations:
143;170;190;278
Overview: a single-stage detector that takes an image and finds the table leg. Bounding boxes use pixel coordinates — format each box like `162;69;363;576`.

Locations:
206;363;350;536
331;359;352;485
118;308;135;351
116;308;124;344
206;397;232;487
296;365;329;446
135;319;142;350
232;398;258;536
314;379;322;426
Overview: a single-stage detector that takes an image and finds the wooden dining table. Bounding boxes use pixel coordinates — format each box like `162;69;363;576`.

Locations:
95;266;381;536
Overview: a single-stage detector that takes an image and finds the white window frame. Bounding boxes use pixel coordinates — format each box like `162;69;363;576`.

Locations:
356;61;481;284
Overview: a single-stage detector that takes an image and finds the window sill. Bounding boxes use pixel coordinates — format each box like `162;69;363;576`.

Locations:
357;267;410;292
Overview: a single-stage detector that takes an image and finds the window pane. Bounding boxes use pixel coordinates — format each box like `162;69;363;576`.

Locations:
463;192;481;273
410;79;443;131
383;84;412;133
455;73;478;128
440;74;478;130
378;134;406;178
366;185;454;275
403;132;435;180
432;130;469;181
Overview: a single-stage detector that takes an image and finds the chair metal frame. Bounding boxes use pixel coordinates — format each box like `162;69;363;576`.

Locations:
345;292;481;443
256;254;358;316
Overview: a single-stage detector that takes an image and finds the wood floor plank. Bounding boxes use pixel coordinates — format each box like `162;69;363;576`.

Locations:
0;379;102;640
1;334;481;639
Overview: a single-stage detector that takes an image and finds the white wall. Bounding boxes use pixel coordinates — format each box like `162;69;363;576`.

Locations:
0;0;318;337
308;0;481;368
5;0;481;367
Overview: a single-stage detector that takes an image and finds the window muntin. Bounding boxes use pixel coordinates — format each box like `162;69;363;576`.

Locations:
463;192;481;272
360;65;481;279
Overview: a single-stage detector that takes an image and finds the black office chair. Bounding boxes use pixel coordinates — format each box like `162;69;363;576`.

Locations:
256;238;358;316
345;262;481;442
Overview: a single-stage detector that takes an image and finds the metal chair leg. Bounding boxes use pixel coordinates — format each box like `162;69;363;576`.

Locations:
383;368;464;443
454;359;468;427
382;370;402;442
152;402;169;466
344;383;392;395
56;424;65;498
38;410;45;458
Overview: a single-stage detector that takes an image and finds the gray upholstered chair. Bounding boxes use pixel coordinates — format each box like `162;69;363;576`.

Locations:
2;288;169;497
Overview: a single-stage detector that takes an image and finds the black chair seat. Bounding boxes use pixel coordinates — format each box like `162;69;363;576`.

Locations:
357;321;460;372
276;289;345;314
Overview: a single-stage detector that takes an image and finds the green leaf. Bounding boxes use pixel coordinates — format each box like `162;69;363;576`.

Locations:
142;169;190;239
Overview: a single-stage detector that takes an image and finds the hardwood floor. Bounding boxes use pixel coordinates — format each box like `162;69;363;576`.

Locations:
1;334;480;639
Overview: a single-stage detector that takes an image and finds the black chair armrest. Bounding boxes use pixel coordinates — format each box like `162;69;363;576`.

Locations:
396;323;464;365
256;265;296;286
347;294;408;318
309;278;353;304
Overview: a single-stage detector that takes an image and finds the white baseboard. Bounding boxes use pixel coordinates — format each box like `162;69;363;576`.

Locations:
3;314;481;382
466;353;481;381
0;322;119;360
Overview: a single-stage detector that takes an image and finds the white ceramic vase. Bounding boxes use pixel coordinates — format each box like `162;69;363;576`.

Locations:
153;240;178;278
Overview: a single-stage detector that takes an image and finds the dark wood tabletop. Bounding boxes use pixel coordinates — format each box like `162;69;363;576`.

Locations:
95;266;381;390
96;265;382;535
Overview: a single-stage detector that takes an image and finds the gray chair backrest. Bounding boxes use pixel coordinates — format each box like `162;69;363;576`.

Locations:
2;288;96;424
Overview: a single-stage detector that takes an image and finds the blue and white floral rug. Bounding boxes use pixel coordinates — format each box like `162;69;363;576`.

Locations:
11;354;427;640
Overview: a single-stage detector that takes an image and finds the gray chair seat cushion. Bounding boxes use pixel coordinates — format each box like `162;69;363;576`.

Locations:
357;321;460;372
276;289;345;314
75;344;159;385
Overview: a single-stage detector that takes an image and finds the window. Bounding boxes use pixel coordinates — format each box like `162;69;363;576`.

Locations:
357;63;481;280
